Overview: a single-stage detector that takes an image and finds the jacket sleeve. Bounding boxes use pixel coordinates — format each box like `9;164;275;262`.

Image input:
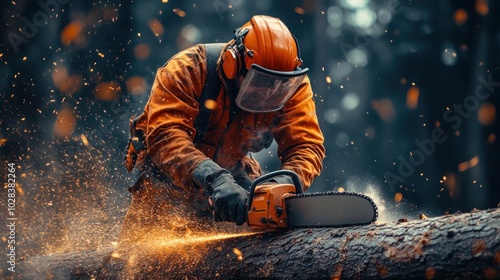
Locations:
143;45;210;190
272;76;326;190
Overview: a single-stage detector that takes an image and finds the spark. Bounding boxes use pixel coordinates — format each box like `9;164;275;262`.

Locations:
148;232;259;249
406;86;419;110
458;156;479;172
148;18;165;36
173;8;186;17
80;134;90;146
232;247;244;261
394;192;403;203
294;7;305;15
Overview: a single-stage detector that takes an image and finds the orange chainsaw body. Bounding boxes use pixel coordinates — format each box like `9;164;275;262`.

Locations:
247;183;296;231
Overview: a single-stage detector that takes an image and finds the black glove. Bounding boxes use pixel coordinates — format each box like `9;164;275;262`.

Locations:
232;173;253;191
210;173;249;225
193;160;249;225
269;174;294;185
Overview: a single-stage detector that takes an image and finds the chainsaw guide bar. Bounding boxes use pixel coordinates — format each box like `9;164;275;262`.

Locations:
285;191;378;228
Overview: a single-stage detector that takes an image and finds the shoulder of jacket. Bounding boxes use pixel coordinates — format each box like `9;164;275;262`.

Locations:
176;44;205;58
160;44;206;68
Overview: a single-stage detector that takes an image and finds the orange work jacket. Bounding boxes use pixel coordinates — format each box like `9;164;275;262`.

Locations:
132;44;325;191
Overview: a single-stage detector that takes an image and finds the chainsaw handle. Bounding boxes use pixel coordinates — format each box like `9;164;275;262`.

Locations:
247;170;303;211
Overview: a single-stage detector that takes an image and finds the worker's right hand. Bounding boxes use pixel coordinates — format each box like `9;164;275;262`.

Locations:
210;173;249;225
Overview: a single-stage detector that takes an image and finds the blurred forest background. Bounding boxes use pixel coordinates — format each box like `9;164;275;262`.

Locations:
1;0;499;257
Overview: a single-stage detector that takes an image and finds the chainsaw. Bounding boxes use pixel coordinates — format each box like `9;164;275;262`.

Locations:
247;170;378;231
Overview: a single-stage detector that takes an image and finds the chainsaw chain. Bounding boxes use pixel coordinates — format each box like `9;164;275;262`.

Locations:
284;191;379;228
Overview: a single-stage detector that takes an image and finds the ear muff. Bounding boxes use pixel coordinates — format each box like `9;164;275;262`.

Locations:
221;28;249;80
221;46;239;80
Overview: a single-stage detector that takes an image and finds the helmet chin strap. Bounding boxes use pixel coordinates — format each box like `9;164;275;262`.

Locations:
291;34;304;69
233;27;250;77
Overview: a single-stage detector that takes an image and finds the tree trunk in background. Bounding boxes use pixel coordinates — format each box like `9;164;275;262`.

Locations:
12;208;500;280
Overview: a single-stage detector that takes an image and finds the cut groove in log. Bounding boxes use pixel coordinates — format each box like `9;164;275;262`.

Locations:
10;208;500;280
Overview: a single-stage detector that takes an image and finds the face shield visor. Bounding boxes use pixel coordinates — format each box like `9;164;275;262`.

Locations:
235;64;309;113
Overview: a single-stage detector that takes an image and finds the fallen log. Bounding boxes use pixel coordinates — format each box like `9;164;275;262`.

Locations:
11;208;500;279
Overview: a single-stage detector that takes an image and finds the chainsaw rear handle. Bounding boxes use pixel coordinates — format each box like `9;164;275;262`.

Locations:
247;170;303;211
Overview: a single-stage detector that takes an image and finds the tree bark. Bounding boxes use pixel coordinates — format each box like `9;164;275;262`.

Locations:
12;208;500;280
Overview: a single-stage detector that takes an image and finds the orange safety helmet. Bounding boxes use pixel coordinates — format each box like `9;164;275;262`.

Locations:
221;15;303;80
221;15;309;113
